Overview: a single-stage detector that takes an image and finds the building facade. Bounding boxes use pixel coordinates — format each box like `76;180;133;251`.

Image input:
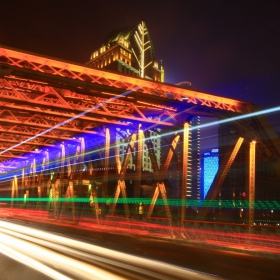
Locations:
200;148;219;200
87;21;164;82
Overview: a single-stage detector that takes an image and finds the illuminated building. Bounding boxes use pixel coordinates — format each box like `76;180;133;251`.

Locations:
87;21;164;202
200;148;219;200
87;21;164;198
116;128;160;172
87;21;164;82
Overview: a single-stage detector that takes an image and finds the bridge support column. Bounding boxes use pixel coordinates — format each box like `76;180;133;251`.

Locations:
102;127;110;198
11;175;18;207
134;124;143;216
248;141;256;226
181;123;189;230
89;181;100;223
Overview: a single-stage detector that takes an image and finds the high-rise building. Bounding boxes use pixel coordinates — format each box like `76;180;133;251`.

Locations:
87;21;164;181
87;21;164;82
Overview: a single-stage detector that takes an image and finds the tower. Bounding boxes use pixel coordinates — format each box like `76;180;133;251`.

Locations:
87;21;163;82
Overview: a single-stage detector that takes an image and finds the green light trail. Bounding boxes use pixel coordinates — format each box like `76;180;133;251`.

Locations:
2;198;280;210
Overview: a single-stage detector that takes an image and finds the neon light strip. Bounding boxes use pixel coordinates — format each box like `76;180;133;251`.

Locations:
1;197;279;210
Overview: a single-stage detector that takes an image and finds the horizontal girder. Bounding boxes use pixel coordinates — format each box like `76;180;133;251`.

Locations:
0;134;55;147
0;77;178;127
0;45;252;114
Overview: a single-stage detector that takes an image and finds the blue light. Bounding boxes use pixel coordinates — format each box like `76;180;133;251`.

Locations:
201;149;219;199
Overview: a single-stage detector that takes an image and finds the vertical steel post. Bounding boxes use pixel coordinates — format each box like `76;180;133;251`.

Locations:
26;158;36;206
31;158;36;197
135;124;143;199
89;182;100;223
21;168;25;198
249;141;256;226
44;150;50;196
11;175;18;207
60;143;65;179
79;137;85;189
69;181;76;223
114;132;121;175
103;128;110;198
181;123;189;227
79;137;85;172
53;180;60;219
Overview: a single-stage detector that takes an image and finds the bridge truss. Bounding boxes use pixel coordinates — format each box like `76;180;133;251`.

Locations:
0;45;278;229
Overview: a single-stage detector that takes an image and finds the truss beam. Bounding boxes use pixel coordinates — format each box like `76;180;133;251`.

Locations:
0;76;177;128
0;46;252;114
181;123;189;226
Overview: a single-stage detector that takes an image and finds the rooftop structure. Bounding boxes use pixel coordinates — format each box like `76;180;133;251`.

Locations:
87;21;164;82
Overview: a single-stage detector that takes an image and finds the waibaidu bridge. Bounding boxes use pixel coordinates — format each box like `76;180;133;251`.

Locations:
0;43;279;241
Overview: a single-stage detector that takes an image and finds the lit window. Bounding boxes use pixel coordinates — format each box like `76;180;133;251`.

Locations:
91;51;99;60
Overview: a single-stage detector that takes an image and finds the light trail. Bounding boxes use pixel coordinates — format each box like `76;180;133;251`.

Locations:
0;87;140;155
0;231;125;280
1;97;279;194
2;197;280;211
145;105;280;140
2;103;279;177
81;104;280;166
193;105;280;131
0;220;223;280
0;242;72;280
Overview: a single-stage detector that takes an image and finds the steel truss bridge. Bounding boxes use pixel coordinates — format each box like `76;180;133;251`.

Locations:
0;45;279;230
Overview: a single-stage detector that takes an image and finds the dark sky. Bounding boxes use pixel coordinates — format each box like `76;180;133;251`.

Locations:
1;0;280;111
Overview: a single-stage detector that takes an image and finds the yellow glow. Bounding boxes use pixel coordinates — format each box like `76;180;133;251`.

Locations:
100;46;106;53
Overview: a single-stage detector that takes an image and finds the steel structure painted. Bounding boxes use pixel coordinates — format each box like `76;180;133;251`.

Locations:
249;141;256;226
0;44;275;227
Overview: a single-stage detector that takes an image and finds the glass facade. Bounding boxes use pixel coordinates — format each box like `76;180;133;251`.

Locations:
201;149;219;199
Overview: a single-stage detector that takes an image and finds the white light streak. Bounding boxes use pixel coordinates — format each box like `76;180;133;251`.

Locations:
0;87;139;155
0;220;221;280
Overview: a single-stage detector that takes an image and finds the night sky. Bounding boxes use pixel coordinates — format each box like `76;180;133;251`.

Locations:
1;1;280;113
